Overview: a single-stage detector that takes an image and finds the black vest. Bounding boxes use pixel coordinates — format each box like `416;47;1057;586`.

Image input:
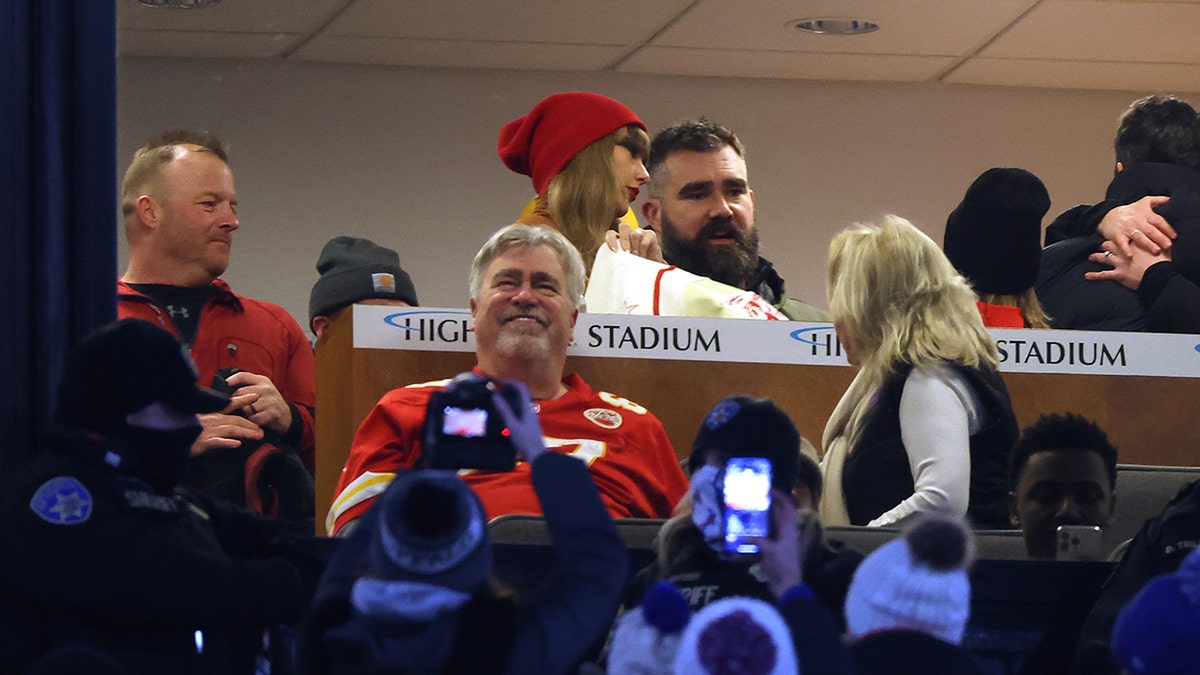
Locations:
842;363;1017;529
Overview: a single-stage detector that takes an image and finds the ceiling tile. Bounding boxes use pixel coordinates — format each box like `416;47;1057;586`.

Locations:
116;0;343;34
113;0;1200;95
324;0;693;43
985;0;1200;63
620;46;957;82
651;0;1039;56
294;36;629;71
945;57;1200;94
118;29;298;59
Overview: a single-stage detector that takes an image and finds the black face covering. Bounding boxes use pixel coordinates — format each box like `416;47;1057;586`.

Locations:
115;423;202;492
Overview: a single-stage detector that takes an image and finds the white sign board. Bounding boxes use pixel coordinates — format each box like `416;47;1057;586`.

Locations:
352;306;1200;378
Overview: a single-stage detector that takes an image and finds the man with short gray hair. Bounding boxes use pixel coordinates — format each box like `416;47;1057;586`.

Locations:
328;224;687;535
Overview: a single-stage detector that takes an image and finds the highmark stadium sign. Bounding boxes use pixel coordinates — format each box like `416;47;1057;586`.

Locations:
353;306;1200;378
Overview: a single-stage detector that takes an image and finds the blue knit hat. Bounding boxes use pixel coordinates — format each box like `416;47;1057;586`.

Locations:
1112;547;1200;675
367;470;491;593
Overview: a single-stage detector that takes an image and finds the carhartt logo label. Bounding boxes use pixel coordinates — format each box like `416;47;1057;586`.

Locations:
372;273;396;294
584;408;623;429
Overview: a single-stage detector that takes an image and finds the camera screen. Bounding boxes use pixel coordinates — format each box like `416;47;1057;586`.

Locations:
442;406;488;438
723;457;772;553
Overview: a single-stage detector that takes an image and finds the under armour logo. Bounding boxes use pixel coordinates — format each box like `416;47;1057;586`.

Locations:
167;305;190;319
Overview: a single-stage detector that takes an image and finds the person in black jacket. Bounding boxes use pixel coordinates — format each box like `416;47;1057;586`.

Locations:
609;484;855;675
0;319;324;675
299;376;627;675
624;396;861;630
1037;94;1200;333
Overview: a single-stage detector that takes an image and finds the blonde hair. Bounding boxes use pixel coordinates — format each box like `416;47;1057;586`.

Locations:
121;129;228;219
828;215;998;389
978;290;1051;329
545;124;648;271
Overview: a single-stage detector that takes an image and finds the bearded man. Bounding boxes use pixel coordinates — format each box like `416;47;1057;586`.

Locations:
641;119;828;321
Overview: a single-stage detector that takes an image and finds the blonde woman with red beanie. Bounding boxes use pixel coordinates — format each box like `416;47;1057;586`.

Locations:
499;91;651;272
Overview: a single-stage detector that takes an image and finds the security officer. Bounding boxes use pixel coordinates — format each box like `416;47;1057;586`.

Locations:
0;319;324;674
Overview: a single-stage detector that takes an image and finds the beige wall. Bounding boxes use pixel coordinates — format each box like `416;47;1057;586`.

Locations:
118;57;1154;329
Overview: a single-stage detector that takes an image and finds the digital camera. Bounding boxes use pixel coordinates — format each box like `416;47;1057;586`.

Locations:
421;373;519;471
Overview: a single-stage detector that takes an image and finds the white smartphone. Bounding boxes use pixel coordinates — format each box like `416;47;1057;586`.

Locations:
1056;525;1103;561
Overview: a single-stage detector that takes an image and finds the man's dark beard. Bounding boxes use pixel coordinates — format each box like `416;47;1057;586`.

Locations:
660;214;760;289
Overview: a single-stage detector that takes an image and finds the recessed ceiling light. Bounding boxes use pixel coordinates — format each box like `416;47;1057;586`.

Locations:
789;18;879;36
138;0;222;8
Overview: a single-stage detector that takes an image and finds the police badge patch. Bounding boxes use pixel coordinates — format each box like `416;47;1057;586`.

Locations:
30;476;93;525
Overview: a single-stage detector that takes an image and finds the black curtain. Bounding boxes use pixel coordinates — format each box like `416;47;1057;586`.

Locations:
0;2;117;477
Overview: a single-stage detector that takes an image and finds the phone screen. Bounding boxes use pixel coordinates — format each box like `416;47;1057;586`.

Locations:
722;457;772;554
442;406;488;438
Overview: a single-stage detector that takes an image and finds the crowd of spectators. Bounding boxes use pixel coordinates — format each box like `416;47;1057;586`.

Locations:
4;90;1200;673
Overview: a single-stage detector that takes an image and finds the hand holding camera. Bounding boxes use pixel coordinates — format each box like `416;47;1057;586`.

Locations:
422;372;540;471
490;379;546;465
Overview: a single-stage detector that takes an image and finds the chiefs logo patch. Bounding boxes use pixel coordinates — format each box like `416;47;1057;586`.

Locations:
584;408;623;429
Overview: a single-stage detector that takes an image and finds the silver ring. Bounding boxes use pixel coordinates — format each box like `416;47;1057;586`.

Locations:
1131;229;1141;237
1104;251;1113;260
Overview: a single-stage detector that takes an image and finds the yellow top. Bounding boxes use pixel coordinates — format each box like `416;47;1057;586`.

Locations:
516;196;641;230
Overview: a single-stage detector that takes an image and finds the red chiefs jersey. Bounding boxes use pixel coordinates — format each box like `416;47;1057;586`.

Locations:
327;372;687;535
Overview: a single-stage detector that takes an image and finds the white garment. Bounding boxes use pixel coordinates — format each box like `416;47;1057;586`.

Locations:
820;363;983;527
868;364;982;526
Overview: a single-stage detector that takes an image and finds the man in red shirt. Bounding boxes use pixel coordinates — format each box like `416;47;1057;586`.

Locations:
116;130;316;508
327;224;687;535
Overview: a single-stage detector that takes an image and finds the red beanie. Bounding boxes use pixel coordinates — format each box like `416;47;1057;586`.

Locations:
498;91;645;194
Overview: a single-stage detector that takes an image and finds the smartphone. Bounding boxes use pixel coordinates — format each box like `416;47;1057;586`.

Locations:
1056;525;1103;561
722;457;773;554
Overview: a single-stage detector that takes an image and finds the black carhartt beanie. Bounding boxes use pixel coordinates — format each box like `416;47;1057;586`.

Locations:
309;236;418;326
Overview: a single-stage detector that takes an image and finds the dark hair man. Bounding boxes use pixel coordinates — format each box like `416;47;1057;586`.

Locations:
117;129;318;501
640;119;828;322
1037;95;1200;333
1009;413;1118;559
